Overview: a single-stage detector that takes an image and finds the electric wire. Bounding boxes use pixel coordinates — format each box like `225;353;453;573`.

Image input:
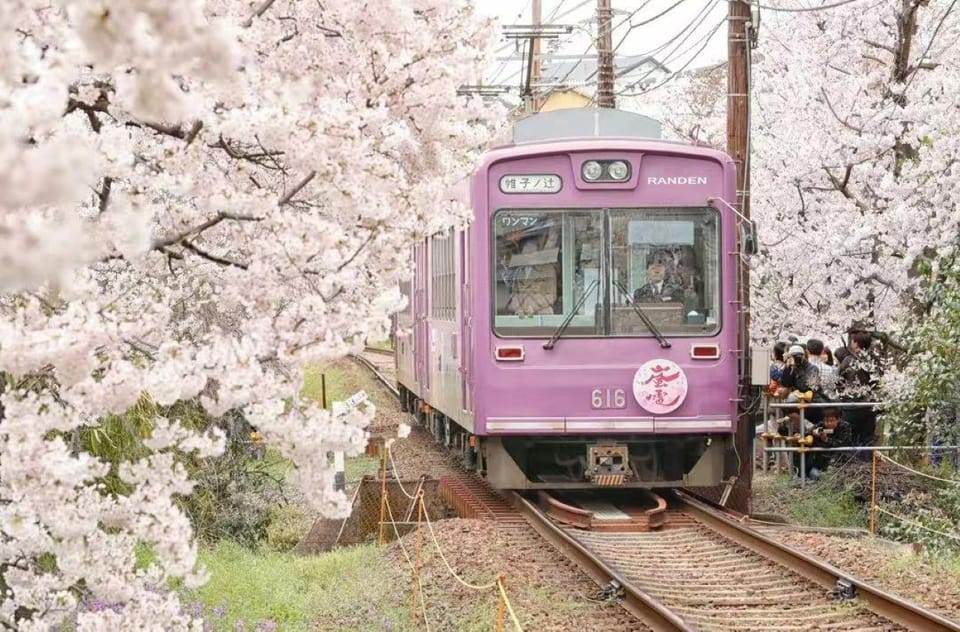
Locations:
550;0;659;90
616;15;727;96
745;0;867;11
610;0;723;97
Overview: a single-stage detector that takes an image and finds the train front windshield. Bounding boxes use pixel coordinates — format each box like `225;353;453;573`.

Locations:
493;208;720;338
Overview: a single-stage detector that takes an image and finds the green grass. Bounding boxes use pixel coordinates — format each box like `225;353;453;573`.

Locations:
367;339;394;352
753;471;868;529
344;455;380;482
302;361;370;408
185;540;407;631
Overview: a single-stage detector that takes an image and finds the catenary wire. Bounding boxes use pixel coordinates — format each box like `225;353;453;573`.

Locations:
744;0;867;11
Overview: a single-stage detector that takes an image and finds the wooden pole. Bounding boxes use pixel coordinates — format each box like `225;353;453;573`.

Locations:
531;0;542;112
596;0;615;108
378;446;388;545
412;493;424;625
870;448;878;535
727;0;753;515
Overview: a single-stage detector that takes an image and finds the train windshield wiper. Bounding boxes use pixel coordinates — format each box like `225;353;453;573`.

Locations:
614;281;672;349
543;280;599;350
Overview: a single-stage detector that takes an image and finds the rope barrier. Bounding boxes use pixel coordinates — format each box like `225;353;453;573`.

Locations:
873;506;960;542
333;483;363;547
380;437;523;630
386;440;419;500
877;453;960;485
419;495;500;591
384;487;433;631
497;575;524;632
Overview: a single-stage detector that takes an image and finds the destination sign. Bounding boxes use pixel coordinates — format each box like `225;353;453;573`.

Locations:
499;174;562;194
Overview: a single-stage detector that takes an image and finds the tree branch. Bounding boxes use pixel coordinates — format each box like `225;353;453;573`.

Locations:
821;87;864;133
864;38;896;54
822;166;870;213
151;212;263;250
242;0;278;28
181;241;249;270
278;171;316;206
96;176;113;215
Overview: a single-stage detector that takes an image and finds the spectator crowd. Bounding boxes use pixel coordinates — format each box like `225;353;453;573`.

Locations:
761;331;878;480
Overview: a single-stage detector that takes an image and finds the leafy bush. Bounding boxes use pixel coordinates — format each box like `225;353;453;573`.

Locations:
883;254;960;445
266;505;313;552
79;398;288;545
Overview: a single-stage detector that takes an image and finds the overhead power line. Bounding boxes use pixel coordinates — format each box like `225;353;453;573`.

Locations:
617;15;727;96
609;0;722;95
743;0;866;12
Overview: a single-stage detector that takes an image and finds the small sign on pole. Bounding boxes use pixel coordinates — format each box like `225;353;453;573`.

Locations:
331;391;369;492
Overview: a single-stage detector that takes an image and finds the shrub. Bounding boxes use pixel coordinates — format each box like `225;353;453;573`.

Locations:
266;505;313;552
78;399;288;545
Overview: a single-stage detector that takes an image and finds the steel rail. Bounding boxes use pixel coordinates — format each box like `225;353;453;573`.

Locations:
363;345;394;356
512;492;697;632
348;353;399;398
675;491;960;632
352;350;955;629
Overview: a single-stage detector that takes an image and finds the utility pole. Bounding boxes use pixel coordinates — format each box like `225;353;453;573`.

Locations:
596;0;615;108
530;0;543;112
503;23;570;110
727;0;753;515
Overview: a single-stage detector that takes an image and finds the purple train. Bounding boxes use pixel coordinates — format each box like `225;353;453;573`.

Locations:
396;109;751;489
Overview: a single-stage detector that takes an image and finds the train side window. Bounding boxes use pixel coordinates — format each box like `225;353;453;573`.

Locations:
430;228;456;321
493;210;599;336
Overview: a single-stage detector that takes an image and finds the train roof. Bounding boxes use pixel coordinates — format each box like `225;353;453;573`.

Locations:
479;109;733;168
512;108;662;144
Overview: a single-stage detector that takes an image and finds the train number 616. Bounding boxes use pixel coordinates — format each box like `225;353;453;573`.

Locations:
591;388;626;409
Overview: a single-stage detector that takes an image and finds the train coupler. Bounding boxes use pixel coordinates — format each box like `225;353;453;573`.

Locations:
585;444;632;486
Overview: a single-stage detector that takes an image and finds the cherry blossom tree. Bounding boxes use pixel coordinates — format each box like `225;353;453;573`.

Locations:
749;0;960;347
628;1;960;437
0;1;498;628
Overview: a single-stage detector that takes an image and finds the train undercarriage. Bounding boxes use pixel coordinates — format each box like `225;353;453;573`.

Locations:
399;385;732;490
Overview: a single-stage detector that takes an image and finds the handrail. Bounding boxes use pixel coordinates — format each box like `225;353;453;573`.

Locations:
768;401;881;409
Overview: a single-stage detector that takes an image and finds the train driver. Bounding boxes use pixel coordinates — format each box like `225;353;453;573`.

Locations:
633;262;683;303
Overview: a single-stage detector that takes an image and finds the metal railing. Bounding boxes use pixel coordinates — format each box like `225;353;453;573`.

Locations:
756;397;884;481
756;394;960;480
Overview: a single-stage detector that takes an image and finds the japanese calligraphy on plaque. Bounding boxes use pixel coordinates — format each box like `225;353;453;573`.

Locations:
498;174;562;194
632;359;689;414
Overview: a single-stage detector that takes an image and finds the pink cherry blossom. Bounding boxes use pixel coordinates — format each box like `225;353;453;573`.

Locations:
0;1;500;628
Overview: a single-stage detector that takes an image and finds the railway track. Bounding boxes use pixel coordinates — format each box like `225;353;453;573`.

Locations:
352;350;960;631
350;348;398;397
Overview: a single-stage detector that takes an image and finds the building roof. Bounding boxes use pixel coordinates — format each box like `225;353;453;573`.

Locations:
538;54;670;89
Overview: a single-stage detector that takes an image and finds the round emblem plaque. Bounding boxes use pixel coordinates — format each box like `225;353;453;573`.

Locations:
633;359;688;414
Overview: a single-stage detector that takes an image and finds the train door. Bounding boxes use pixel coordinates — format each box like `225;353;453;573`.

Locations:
414;240;430;397
459;227;473;416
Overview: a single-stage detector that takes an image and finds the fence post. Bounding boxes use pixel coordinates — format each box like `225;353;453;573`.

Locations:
495;574;506;632
378;445;388;546
870;447;878;536
798;406;807;485
412;492;424;626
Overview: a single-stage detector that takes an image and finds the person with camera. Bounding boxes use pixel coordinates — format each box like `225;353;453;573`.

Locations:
808;408;853;479
776;344;824;430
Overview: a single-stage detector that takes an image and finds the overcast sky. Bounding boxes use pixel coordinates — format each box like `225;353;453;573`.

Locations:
473;0;728;88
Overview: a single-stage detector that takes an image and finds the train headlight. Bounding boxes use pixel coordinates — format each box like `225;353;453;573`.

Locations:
607;160;629;181
582;160;603;181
